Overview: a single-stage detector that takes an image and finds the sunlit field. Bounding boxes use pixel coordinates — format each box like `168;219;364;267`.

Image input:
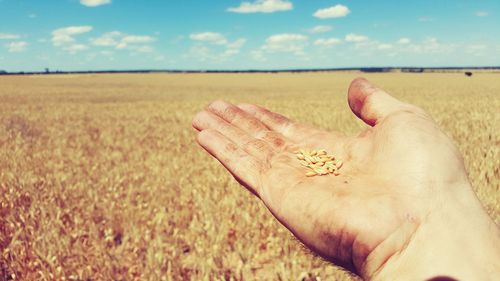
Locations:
1;72;499;281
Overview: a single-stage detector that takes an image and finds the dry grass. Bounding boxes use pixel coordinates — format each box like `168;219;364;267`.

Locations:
0;72;498;281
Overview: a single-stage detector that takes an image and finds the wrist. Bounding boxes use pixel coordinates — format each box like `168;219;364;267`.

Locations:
366;185;500;280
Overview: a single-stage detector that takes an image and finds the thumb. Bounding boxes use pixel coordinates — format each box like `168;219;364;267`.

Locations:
347;77;410;126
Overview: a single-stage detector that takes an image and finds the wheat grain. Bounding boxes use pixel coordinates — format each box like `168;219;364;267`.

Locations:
295;149;343;177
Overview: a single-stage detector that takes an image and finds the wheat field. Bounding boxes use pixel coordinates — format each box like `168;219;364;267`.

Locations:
0;72;499;281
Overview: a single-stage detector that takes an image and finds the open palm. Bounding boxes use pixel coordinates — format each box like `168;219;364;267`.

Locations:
192;78;473;279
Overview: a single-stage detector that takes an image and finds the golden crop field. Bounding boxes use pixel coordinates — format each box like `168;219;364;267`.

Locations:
0;72;499;281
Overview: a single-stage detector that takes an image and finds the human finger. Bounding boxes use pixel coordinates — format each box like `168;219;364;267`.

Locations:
193;110;274;160
347;77;425;126
237;103;327;143
207;100;269;137
196;129;263;195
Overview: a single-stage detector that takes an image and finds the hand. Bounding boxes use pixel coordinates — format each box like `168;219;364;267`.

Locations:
192;78;500;280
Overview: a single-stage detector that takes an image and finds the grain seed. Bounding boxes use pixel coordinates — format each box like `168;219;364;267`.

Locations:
295;148;343;177
306;171;317;177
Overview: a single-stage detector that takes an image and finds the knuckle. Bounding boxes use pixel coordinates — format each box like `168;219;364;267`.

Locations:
270;112;289;125
224;142;239;153
247;117;266;130
217;120;234;132
208;100;238;122
397;105;431;120
222;106;239;122
408;105;429;118
262;131;286;147
208;100;227;109
243;138;268;151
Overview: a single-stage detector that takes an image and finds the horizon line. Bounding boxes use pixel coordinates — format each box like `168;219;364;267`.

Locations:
1;66;500;75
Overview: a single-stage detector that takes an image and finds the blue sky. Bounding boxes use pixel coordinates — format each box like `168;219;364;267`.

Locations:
0;0;499;71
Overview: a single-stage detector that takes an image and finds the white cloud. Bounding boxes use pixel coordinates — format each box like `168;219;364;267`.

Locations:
307;25;332;33
377;43;393;50
6;41;27;52
80;0;111;7
189;32;246;54
121;35;155;44
345;33;368;43
90;31;122;46
420;38;454;53
466;44;487;51
227;0;292;13
314;4;350;19
401;38;455;54
465;44;486;52
189;32;228;45
262;33;308;55
251;34;311;62
226;38;247;50
52;26;92;53
475;11;489;17
397;38;411;44
131;45;154;53
250;50;267;62
52;26;92;46
117;35;155;49
187;33;246;62
465;44;488;56
222;49;240;57
266;33;307;44
188;45;213;62
314;38;342;47
64;44;88;52
0;33;21;40
28;14;37;18
91;32;155;51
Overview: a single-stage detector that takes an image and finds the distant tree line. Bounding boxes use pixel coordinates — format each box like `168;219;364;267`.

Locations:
0;67;499;76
